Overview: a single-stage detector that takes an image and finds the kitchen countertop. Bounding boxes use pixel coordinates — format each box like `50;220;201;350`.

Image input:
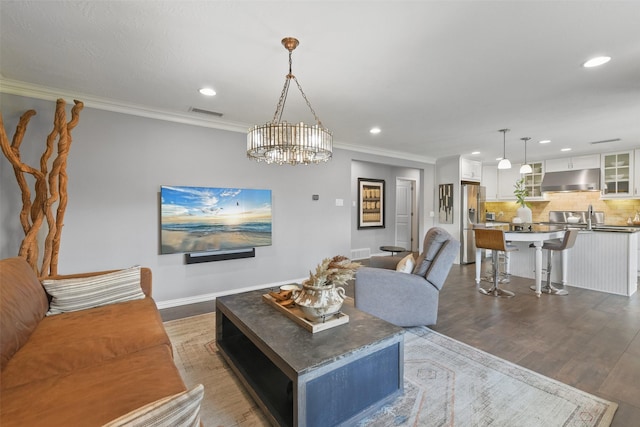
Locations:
484;221;640;233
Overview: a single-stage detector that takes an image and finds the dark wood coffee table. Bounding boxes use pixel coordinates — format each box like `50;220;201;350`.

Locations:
216;290;404;427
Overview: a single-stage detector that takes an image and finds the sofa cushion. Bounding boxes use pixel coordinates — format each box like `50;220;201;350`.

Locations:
395;253;415;273
103;384;204;427
42;266;145;315
0;345;187;427
0;257;49;371
413;227;451;277
1;297;171;389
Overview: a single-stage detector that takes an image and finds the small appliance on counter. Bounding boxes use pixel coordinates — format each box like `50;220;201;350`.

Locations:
486;212;496;221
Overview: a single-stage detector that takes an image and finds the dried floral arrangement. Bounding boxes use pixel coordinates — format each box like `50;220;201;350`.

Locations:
304;255;361;287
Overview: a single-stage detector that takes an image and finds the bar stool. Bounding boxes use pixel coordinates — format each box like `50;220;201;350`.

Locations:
529;229;579;296
474;228;518;298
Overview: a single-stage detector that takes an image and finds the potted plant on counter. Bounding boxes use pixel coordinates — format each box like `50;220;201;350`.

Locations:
514;177;533;223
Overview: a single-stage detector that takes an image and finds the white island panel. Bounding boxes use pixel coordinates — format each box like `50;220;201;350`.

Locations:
507;231;637;296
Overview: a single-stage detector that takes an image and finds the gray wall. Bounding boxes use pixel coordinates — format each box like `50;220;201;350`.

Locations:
1;93;435;306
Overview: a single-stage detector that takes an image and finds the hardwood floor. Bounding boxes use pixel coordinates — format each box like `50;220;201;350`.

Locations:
160;262;640;426
434;263;640;427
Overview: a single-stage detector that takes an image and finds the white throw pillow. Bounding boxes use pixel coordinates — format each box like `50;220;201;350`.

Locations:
396;254;415;274
42;266;145;316
102;384;204;427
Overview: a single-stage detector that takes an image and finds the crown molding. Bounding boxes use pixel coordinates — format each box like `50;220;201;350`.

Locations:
335;141;436;164
1;77;434;165
0;77;249;133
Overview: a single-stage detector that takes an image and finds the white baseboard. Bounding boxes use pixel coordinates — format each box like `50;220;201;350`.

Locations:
155;277;307;309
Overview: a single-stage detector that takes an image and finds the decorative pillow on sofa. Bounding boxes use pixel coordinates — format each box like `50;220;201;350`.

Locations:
42;266;145;316
395;253;415;273
102;384;204;427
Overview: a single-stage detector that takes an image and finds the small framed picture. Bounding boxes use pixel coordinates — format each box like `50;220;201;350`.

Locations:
358;178;385;229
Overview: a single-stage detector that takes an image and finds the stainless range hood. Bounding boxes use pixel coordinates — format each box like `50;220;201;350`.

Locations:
540;168;601;192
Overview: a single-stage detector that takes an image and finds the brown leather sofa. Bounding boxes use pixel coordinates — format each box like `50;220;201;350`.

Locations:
0;257;188;426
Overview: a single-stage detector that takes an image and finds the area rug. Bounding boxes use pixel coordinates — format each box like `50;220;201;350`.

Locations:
164;313;617;427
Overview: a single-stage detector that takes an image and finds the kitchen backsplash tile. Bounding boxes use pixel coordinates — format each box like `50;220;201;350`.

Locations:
485;192;640;225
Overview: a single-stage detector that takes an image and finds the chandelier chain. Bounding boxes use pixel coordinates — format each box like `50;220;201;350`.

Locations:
293;76;323;126
272;77;291;124
270;48;323;126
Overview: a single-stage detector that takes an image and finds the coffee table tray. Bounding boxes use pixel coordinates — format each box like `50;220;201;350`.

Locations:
262;294;349;333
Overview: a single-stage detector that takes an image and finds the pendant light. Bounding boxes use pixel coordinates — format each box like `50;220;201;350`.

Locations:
247;37;332;165
519;137;533;174
497;129;511;169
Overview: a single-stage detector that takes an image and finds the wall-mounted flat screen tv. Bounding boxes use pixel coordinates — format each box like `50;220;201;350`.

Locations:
160;185;272;255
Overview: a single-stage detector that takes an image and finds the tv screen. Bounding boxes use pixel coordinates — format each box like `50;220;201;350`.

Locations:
160;185;272;255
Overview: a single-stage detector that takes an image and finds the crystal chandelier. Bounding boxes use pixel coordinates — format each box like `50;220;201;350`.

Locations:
247;37;333;165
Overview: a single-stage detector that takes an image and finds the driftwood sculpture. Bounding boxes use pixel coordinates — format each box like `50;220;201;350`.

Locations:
0;99;84;277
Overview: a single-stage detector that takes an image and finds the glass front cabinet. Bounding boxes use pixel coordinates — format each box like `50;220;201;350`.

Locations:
602;151;632;198
522;162;544;199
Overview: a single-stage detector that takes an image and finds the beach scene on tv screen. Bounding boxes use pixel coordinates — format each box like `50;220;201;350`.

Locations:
161;186;272;254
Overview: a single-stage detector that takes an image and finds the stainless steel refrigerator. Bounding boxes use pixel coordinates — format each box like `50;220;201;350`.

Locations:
460;183;485;264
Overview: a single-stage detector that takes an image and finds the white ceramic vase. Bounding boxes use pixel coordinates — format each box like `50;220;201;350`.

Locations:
293;283;346;322
517;206;532;223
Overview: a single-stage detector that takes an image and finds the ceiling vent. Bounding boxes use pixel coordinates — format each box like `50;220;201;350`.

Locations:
589;138;621;145
189;107;223;117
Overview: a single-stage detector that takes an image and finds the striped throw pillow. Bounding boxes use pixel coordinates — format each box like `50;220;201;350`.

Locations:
42;266;145;316
102;384;204;427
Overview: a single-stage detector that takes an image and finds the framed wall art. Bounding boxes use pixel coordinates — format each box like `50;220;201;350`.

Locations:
358;178;385;229
438;183;454;224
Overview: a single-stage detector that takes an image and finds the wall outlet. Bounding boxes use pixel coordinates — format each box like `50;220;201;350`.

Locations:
335;198;344;206
429;211;435;217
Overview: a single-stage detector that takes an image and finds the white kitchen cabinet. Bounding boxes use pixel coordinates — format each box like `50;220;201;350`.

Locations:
481;165;498;201
497;167;522;200
461;158;482;182
544;154;600;172
601;151;632;198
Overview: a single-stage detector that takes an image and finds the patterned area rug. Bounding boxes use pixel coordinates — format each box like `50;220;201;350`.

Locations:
164;313;617;427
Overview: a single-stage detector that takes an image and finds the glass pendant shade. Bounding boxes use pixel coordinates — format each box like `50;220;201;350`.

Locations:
498;158;512;169
519;163;533;174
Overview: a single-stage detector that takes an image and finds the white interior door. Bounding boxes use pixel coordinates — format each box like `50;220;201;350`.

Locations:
396;179;415;251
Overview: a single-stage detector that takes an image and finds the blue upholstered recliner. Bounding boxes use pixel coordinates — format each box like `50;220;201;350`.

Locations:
354;227;460;327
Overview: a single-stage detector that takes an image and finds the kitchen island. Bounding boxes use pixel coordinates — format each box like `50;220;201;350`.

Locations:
475;225;566;297
506;228;638;296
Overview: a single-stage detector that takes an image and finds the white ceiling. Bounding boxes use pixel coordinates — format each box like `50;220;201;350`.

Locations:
1;1;639;164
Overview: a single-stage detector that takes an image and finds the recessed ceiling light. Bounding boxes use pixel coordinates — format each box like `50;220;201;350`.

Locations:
561;148;572;152
539;140;551;144
369;127;381;134
583;56;611;68
471;151;480;155
199;88;216;96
